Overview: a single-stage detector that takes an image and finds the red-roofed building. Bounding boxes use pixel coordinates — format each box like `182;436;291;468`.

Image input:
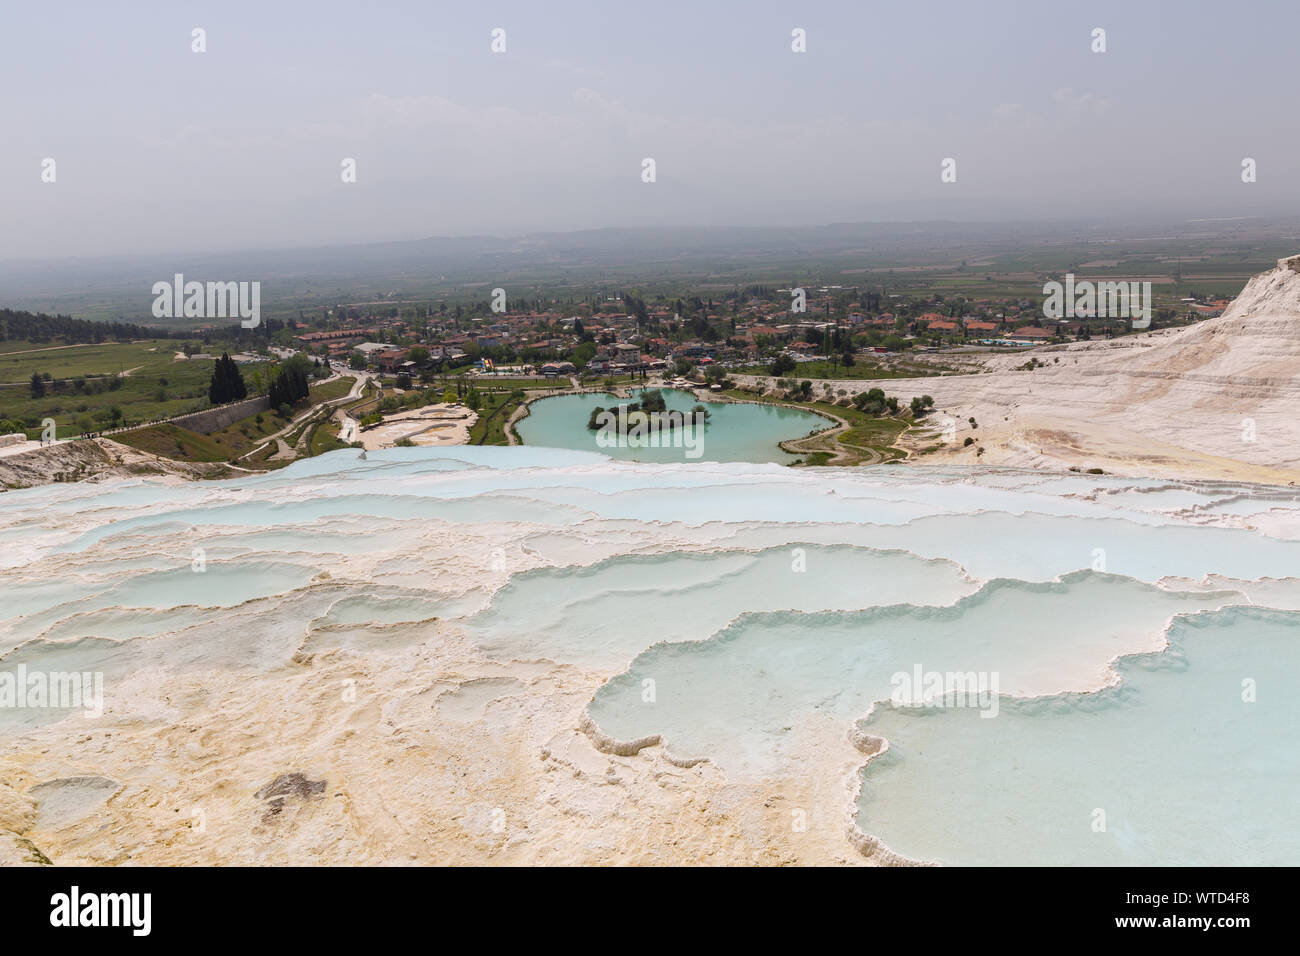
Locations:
374;349;410;373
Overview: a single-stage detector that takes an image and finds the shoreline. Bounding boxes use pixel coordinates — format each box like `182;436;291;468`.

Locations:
7;359;1300;487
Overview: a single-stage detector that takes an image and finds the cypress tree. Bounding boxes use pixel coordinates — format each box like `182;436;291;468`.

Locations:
208;352;247;405
229;355;247;400
208;357;228;404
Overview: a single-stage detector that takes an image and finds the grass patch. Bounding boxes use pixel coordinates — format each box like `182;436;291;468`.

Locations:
723;388;909;464
468;391;525;445
838;418;909;461
112;423;230;461
0;339;180;383
736;359;943;380
307;376;357;403
0;340;278;439
116;407;289;461
308;420;351;456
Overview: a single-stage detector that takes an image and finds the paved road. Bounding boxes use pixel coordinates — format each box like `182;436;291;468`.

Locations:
242;371;370;461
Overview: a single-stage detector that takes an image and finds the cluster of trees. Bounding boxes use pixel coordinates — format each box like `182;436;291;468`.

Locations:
268;362;310;412
624;293;650;329
770;354;797;376
909;395;935;416
586;390;668;430
28;368;167;401
207;353;248;405
586;390;708;433
787;380;814;401
0;309;171;345
629;389;667;413
852;388;900;415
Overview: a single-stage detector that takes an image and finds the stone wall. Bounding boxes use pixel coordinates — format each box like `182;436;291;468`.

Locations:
168;396;271;434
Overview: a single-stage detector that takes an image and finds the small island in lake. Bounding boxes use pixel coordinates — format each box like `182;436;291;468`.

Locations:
585;389;711;432
584;390;712;458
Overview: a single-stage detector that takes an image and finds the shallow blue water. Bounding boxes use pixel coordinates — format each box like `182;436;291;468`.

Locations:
514;388;829;463
3;447;1299;864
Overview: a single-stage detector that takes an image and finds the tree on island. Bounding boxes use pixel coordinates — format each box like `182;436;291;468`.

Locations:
587;391;708;432
637;389;667;413
208;353;248;405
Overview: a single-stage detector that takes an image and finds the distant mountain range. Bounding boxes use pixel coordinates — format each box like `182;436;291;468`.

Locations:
2;216;1297;323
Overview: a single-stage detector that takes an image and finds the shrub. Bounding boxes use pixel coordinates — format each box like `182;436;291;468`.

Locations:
853;387;890;415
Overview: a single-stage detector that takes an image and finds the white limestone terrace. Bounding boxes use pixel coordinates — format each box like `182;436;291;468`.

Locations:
735;255;1300;482
1;447;1298;865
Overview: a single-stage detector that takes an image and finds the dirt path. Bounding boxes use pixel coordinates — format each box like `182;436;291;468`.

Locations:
776;413;856;463
0;343;124;357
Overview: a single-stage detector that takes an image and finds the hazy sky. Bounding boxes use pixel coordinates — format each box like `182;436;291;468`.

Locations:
3;0;1298;260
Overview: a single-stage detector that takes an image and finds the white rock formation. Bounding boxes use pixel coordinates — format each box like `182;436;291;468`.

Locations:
748;256;1300;481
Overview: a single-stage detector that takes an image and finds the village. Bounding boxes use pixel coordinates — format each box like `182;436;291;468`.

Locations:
272;282;1228;384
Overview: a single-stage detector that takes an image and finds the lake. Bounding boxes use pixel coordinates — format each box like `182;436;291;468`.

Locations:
513;388;829;463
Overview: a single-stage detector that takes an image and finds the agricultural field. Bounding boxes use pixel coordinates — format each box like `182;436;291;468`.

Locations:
0;340;180;383
0;340;276;438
